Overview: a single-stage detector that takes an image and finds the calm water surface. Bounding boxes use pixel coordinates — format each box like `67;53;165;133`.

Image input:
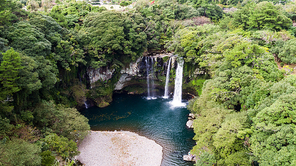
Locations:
81;93;195;166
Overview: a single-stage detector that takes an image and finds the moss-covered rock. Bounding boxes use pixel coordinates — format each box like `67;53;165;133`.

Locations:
70;84;87;109
98;100;110;107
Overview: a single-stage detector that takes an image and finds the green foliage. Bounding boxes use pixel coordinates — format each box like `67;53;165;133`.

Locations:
248;2;292;31
40;150;55;166
6;21;52;57
182;15;288;164
166;24;220;64
70;83;87;107
250;91;296;165
213;112;250;165
188;78;205;96
196;4;223;21
17;55;42;95
0;48;22;103
223;42;265;68
120;1;132;6
0;0;25;26
0;116;14;137
186;0;244;6
135;0;200;51
223;2;292;31
49;1;104;29
0;0;13;25
195;151;216;166
1;0;296;165
41;133;79;159
0;139;41;166
33;100;90;141
81;11;147;68
277;39;296;64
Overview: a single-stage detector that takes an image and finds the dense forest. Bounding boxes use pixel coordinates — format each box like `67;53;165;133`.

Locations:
1;0;296;165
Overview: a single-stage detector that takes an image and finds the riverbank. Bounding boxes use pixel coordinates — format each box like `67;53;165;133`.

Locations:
76;131;163;166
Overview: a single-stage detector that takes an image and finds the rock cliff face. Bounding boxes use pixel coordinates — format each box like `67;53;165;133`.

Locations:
114;57;142;91
88;54;175;91
115;54;173;93
114;74;131;90
88;67;115;87
85;53;200;108
120;57;142;76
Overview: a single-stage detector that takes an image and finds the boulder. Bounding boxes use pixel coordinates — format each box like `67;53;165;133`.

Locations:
186;120;193;128
98;100;110;108
183;154;196;162
189;113;195;119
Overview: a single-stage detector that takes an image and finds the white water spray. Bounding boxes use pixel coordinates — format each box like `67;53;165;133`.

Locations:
84;100;89;109
145;57;151;99
163;57;172;99
171;58;185;107
151;57;156;98
145;57;157;100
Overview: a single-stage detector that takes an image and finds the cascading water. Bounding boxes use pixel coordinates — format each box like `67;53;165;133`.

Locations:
145;57;151;99
150;57;156;98
171;58;185;107
163;57;172;99
145;56;156;100
84;100;89;109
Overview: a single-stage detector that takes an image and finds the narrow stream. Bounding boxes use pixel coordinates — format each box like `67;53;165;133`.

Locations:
81;93;195;166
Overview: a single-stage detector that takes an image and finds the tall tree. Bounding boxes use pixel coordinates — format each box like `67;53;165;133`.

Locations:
0;48;22;102
0;0;13;25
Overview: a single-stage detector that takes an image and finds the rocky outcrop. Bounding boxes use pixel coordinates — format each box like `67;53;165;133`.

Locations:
114;74;131;90
114;54;173;92
70;84;87;110
88;67;115;87
114;58;142;91
186;113;196;128
87;53;199;107
183;154;196;162
188;113;195;119
154;52;174;58
120;57;142;76
186;120;194;128
87;67;116;108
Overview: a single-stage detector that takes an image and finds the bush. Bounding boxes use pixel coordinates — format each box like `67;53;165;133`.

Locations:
40;150;55;166
278;39;296;64
33;101;90;142
41;133;79;159
0;139;41;166
120;1;131;6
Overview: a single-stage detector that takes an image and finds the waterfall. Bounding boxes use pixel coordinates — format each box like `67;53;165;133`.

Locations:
150;57;156;98
163;57;172;99
171;58;185;107
84;100;89;109
145;57;151;98
145;56;156;100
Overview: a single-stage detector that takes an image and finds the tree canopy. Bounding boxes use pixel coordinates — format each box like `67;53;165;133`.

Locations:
0;0;296;165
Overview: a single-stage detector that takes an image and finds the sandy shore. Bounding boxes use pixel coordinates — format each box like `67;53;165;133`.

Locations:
76;131;163;166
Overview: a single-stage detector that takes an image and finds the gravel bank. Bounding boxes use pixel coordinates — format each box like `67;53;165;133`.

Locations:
76;131;163;166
